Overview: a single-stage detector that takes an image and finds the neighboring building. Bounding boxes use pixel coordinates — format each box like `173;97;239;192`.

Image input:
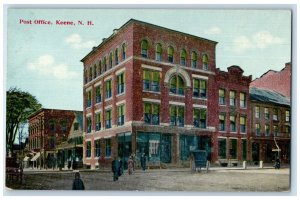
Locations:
250;62;291;99
28;109;81;169
250;87;291;163
215;66;252;166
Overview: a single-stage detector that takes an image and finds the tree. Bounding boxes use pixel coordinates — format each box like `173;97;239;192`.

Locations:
6;87;42;156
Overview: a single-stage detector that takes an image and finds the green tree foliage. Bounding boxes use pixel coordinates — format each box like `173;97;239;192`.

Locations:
6;87;42;155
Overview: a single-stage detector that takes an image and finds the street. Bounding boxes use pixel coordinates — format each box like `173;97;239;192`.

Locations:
5;167;290;192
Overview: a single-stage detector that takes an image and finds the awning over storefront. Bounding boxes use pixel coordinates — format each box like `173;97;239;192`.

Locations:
31;152;40;161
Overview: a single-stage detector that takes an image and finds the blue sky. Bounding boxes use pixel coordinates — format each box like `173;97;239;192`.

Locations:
6;9;291;111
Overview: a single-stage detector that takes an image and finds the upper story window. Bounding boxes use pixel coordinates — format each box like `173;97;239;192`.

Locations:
94;139;101;157
255;123;261;136
122;43;126;60
191;51;197;68
117;73;125;94
255;106;260;118
240;92;246;108
93;64;97;79
84;70;88;84
230;115;236;132
141;40;149;58
240;116;246;133
86;116;92;133
105;109;112;129
265;124;270;136
95;112;101;131
73;122;79;131
193;109;206;128
98;60;102;76
105;138;111;157
170;75;184;95
103;56;107;72
285;125;290;134
170;105;184;127
180;49;187;66
144;103;160;125
168;46;174;63
86;141;91;157
219;89;225;105
273;125;279;136
273;108;279;121
264;108;270;120
285;110;290;122
60;120;67;132
202;54;209;70
89;66;93;81
193;79;207;98
219;114;226;131
95;85;102;104
87;90;92;108
143;70;160;92
49;119;56;131
109;52;113;69
155;43;162;61
229;91;236;106
115;48;119;65
105;80;112;99
118;104;125;126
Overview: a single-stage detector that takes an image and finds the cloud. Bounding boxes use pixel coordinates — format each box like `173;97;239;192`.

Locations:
205;26;222;35
65;33;96;49
27;55;80;79
233;31;283;54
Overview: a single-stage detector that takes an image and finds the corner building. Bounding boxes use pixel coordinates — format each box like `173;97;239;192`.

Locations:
81;19;245;169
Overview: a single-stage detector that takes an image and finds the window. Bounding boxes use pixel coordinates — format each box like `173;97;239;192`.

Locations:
230;139;237;159
170;105;184;127
155;43;162;61
167;46;174;63
95;112;101;131
265;108;270;120
86;117;92;133
98;61;102;75
89;67;92;81
285;125;290;134
193;79;207;98
141;40;148;58
122;43;126;60
219;114;226;131
240;92;246;108
143;70;160;92
86;141;91;157
117;73;125;94
118;105;125;126
255;123;261;136
265;125;270;136
60;120;67;132
230;115;236;132
105;138;111;157
94;139;101;157
84;70;88;84
230;91;236;106
180;49;187;66
285;110;290;122
109;52;113;68
273;108;278;121
103;56;107;71
115;48;119;65
273;125;279;136
191;51;197;68
202;54;209;70
255;106;260;118
95;86;101;104
87;90;92;107
170;75;185;95
105;80;112;99
50;136;56;149
73;122;79;131
218;138;226;159
240;116;246;133
49;120;55;131
93;64;97;79
144;103;160;125
105;109;112;129
193;109;206;128
219;89;225;105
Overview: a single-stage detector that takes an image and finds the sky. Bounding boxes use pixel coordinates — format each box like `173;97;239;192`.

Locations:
6;9;292;111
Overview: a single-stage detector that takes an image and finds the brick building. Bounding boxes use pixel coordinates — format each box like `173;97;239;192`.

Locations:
250;62;291;99
28;109;81;169
250;87;291;164
215;66;252;166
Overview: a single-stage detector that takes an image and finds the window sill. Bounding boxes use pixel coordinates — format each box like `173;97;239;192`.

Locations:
105;97;113;102
116;92;125;97
219;104;226;106
169;93;185;98
95;102;102;106
192;97;207;100
143;90;161;94
230;132;237;134
240;107;247;109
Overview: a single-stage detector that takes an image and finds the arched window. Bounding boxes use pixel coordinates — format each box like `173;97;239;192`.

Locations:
180;49;187;66
202;54;209;70
155;43;162;61
89;66;92;81
122;43;126;60
84;69;88;84
115;48;119;65
170;75;185;95
191;51;197;68
109;52;113;68
141;40;149;58
98;60;102;75
93;64;97;78
103;56;107;71
168;46;174;63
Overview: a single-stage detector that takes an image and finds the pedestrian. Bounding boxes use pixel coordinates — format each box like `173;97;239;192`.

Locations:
128;156;134;175
140;153;147;171
111;157;120;181
189;153;195;172
68;157;71;170
131;153;136;171
72;172;85;190
118;157;123;176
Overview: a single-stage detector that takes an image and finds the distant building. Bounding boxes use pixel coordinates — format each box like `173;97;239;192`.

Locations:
250;87;290;163
250;62;291;99
28;109;82;169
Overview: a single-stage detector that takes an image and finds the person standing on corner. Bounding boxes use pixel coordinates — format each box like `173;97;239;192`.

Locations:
72;172;85;190
111;157;120;181
128;156;134;175
141;153;147;171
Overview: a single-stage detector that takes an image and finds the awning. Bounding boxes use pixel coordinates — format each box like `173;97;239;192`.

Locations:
31;152;40;161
